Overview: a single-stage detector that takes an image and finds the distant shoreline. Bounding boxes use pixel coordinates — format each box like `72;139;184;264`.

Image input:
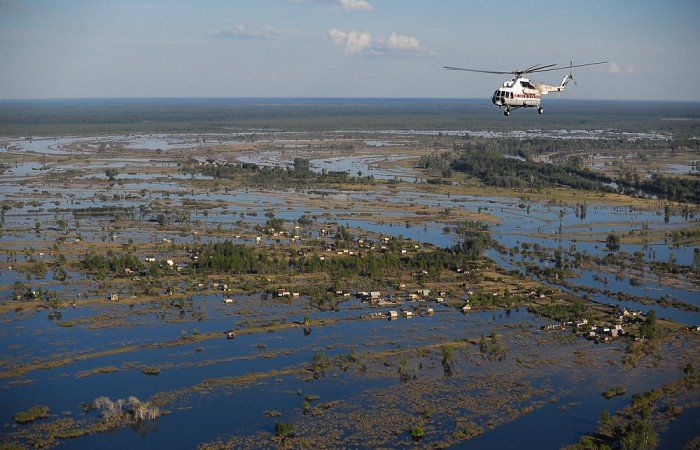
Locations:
1;97;699;104
1;98;697;136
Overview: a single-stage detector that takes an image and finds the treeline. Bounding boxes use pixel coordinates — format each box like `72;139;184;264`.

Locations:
71;205;136;218
81;251;144;274
528;302;588;322
628;173;700;204
196;241;279;274
291;249;480;279
187;158;373;187
453;136;699;156
445;149;699;203
451;150;615;191
193;239;487;278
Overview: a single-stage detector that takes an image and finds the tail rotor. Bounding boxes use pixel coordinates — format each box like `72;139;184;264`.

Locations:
568;61;577;86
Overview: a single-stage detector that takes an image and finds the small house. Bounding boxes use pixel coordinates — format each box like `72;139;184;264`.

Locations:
388;310;398;319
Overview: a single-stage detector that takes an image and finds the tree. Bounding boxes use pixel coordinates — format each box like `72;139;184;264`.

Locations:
441;344;454;377
293;157;310;174
274;421;295;438
412;423;425;440
606;233;620;252
620;420;658;450
105;168;119;182
683;362;693;375
639;309;657;340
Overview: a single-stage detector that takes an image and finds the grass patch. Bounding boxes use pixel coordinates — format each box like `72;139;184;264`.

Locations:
141;366;161;376
13;406;49;424
603;386;626;399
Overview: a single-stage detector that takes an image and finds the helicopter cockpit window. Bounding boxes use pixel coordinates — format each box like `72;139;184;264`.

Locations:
520;81;535;89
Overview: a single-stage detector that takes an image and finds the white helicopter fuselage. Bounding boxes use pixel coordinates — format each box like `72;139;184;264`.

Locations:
444;60;605;116
491;74;571;115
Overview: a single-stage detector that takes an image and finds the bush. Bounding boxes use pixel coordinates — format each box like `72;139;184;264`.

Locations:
412;423;425;440
603;386;626;399
274;421;295;438
93;395;160;425
13;406;49;424
620;420;658;450
141;366;160;376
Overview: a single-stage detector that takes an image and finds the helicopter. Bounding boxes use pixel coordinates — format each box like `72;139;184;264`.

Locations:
444;61;607;116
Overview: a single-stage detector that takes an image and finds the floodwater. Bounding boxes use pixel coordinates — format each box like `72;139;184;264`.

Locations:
1;131;698;448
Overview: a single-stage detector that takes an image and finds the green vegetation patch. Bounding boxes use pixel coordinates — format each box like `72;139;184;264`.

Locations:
141;366;161;376
13;405;49;424
602;386;626;399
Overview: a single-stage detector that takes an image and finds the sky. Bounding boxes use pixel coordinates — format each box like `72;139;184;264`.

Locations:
1;0;699;100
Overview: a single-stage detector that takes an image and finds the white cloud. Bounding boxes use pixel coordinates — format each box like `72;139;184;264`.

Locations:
289;0;374;12
327;28;432;56
96;3;168;11
215;24;304;40
607;62;622;74
607;62;634;75
346;30;372;54
385;32;422;51
339;0;374;11
328;28;372;54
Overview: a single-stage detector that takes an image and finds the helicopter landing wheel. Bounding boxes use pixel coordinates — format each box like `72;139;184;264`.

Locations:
504;108;510;117
537;107;544;114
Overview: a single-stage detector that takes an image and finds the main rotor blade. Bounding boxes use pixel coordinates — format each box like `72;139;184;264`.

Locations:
444;66;513;75
530;61;608;73
523;63;543;72
524;63;558;73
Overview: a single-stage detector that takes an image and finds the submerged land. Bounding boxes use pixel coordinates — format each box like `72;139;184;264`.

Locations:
0;98;698;449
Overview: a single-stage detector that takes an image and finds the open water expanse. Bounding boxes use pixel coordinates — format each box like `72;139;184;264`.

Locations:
0;99;698;448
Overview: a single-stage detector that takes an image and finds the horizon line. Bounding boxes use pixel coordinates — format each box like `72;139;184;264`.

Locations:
0;96;699;103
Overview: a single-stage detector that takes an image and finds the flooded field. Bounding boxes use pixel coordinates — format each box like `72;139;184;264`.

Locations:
1;100;699;449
